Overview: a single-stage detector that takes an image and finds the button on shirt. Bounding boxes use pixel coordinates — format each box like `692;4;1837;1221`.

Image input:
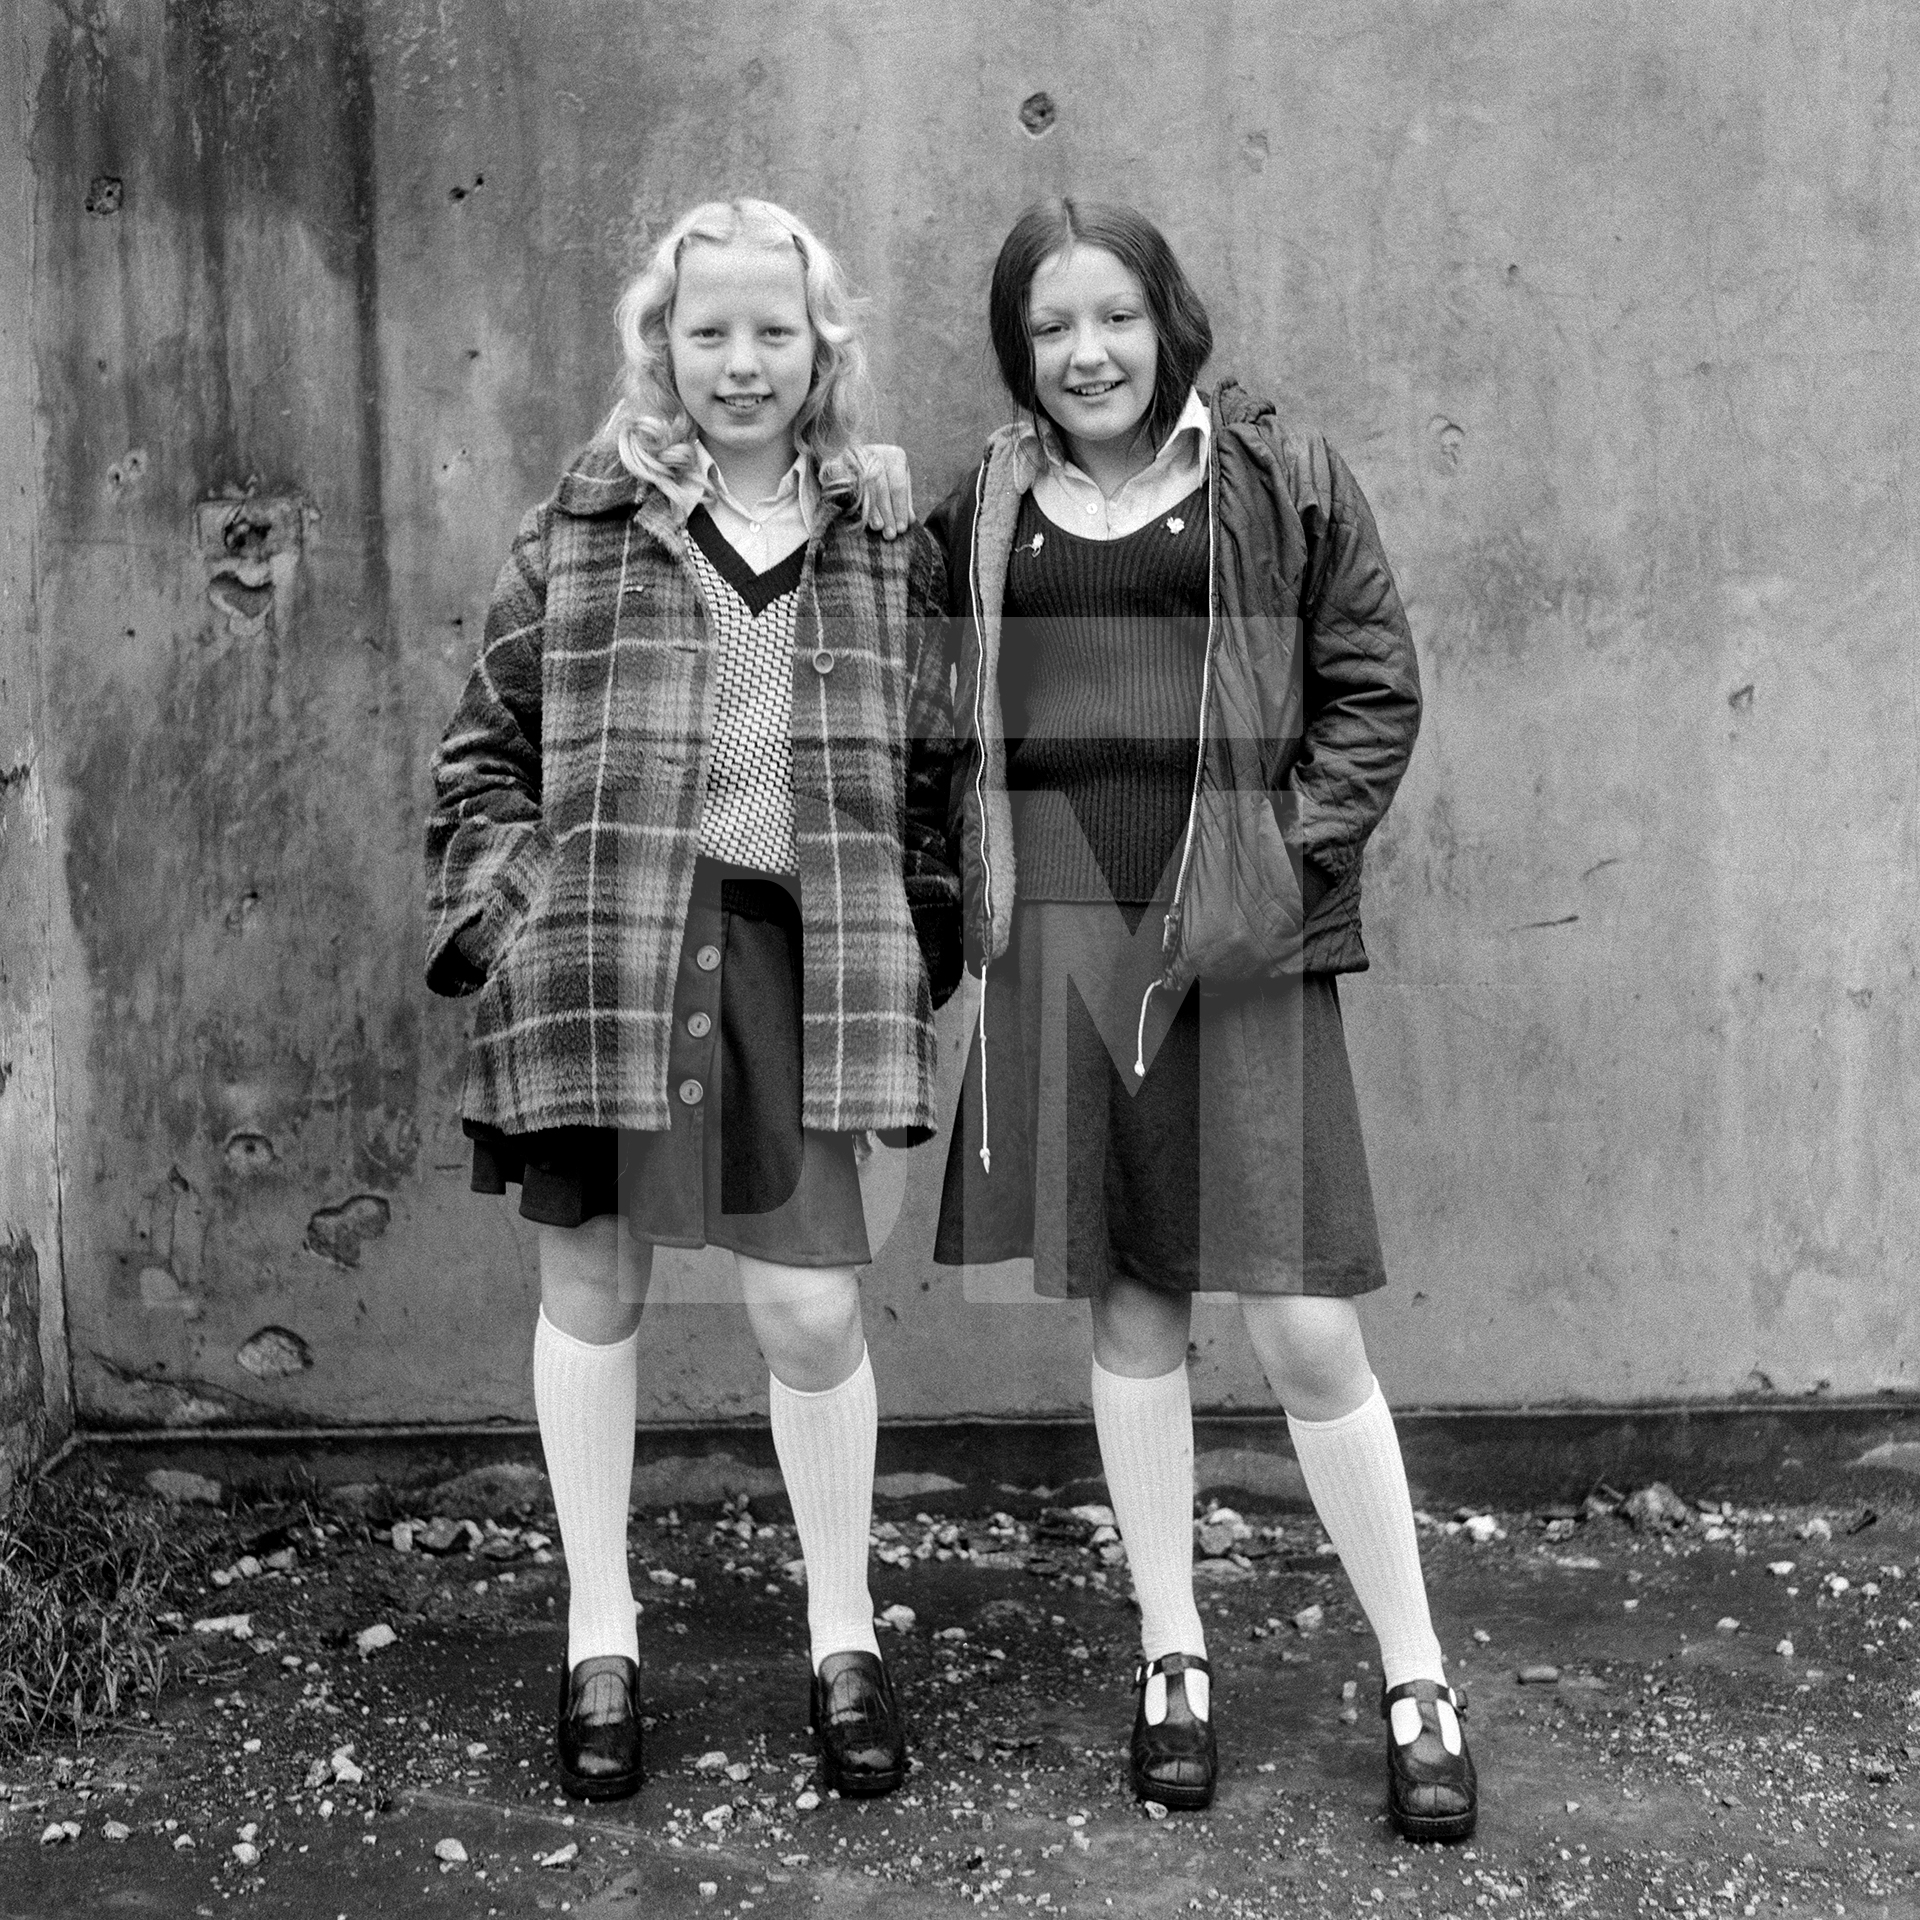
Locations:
691;443;817;571
1028;386;1212;541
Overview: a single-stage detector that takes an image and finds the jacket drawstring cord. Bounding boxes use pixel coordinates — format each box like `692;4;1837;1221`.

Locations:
1137;408;1222;1085
976;964;991;1173
1133;979;1158;1081
968;462;995;1172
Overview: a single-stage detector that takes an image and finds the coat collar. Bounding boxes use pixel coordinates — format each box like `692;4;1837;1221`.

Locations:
1020;384;1213;482
979;379;1272;506
1209;377;1274;432
551;439;852;550
552;442;646;516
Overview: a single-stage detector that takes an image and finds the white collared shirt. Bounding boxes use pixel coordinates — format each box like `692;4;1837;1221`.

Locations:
1029;387;1211;540
691;444;818;573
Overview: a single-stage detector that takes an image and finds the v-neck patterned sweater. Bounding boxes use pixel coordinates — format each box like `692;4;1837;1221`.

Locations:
684;506;806;875
1001;481;1210;904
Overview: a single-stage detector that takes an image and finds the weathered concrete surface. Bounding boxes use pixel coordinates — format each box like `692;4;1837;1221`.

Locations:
4;1472;1920;1918
16;2;1920;1430
0;0;66;1491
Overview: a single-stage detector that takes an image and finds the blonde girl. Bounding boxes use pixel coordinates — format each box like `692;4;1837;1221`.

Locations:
427;198;956;1802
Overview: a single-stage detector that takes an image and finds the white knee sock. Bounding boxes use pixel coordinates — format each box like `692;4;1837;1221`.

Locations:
769;1348;882;1669
1091;1357;1208;1666
1287;1378;1446;1689
532;1309;640;1668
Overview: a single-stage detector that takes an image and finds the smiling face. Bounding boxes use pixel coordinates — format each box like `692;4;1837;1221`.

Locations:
667;238;816;484
1026;243;1160;459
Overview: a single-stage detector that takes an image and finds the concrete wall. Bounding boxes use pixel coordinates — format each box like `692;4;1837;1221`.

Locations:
14;0;1918;1435
0;0;67;1494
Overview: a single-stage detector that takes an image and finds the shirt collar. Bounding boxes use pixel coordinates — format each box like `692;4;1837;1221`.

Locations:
691;442;820;527
1025;385;1212;481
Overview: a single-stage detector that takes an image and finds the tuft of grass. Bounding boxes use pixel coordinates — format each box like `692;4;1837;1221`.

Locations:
0;1477;187;1753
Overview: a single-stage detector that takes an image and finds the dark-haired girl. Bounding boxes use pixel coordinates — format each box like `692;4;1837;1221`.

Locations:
925;200;1475;1841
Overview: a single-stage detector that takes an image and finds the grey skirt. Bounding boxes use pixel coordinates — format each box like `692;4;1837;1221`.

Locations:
933;899;1387;1297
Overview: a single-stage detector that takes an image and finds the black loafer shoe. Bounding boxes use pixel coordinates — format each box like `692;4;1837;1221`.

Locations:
1129;1653;1217;1811
810;1650;907;1797
556;1655;644;1802
1382;1677;1476;1842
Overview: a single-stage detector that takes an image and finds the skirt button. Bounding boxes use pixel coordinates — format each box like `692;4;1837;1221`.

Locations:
812;648;835;674
678;1078;704;1105
686;1010;712;1039
694;943;721;971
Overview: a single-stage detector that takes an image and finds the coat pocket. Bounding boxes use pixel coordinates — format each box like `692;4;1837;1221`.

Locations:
465;827;557;984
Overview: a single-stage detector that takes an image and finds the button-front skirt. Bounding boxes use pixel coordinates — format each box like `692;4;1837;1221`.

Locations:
466;860;870;1266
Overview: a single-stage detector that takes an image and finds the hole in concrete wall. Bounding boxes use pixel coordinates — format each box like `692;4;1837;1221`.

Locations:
106;447;148;494
1019;91;1057;137
220;515;277;558
223;1130;275;1174
196;495;309;562
1428;417;1465;470
196;496;310;640
85;176;123;216
236;1326;313;1378
306;1194;392;1268
207;575;274;627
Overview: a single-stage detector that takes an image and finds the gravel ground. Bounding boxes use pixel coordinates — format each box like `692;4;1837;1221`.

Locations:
3;1471;1919;1919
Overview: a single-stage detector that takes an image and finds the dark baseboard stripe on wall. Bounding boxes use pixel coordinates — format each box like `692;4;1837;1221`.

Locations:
42;1400;1920;1512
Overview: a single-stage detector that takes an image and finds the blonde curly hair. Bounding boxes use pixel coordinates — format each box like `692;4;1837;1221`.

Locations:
600;198;872;512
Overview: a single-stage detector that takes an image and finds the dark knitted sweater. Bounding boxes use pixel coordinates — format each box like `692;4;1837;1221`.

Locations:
1002;483;1210;904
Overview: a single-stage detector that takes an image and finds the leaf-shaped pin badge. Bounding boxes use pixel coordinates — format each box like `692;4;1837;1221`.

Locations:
1166;516;1185;536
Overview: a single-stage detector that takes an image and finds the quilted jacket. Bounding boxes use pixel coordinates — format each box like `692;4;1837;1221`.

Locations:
425;443;959;1140
926;380;1421;993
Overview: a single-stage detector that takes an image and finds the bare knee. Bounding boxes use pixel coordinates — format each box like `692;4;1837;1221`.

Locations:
1091;1278;1192;1378
540;1217;646;1345
738;1257;864;1391
1240;1295;1372;1421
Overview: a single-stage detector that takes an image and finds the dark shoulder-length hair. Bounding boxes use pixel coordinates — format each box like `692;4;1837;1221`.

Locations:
987;198;1213;453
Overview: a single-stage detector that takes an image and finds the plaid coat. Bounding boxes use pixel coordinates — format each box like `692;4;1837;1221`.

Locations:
425;444;959;1139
